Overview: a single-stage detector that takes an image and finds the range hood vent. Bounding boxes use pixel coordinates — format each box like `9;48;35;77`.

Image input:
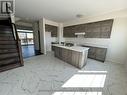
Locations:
75;32;85;35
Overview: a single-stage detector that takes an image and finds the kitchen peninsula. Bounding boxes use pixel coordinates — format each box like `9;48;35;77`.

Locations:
53;44;89;69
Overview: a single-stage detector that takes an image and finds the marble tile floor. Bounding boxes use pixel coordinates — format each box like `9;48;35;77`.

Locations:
0;52;127;95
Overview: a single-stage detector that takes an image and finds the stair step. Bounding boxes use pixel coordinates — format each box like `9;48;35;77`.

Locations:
0;49;17;54
0;62;21;72
0;41;16;45
0;53;19;60
0;20;11;26
0;30;12;34
0;57;19;66
0;19;23;72
0;33;13;37
0;37;14;40
0;25;12;31
0;45;17;49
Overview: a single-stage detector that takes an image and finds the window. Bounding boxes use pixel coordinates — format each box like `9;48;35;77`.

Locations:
17;29;34;45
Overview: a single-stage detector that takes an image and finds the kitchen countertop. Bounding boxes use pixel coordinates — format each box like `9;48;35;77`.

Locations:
52;44;89;52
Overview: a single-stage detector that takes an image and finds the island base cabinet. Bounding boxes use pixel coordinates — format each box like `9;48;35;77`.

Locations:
54;46;88;69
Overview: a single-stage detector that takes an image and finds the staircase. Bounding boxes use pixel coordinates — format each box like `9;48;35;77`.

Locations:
0;18;23;72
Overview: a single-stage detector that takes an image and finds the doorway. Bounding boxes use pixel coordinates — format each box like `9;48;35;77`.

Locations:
17;29;35;58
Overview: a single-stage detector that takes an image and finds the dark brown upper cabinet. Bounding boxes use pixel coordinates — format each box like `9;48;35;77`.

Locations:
63;19;113;38
45;24;58;37
63;26;76;37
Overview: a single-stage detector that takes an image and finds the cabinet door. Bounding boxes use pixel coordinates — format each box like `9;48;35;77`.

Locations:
85;23;93;38
63;26;76;37
61;48;67;61
78;24;86;32
100;25;112;38
54;46;59;57
51;31;57;37
52;46;55;51
92;22;101;38
71;51;80;67
63;27;69;37
66;49;72;63
100;19;113;38
88;47;96;59
61;49;72;63
45;24;58;37
54;47;63;59
59;48;62;59
95;48;107;62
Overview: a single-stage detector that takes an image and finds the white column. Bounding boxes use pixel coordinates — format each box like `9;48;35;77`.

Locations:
39;18;46;54
58;23;63;44
33;22;39;51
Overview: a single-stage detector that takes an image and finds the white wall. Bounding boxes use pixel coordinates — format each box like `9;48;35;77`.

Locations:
16;21;33;27
63;9;127;64
45;32;52;51
106;17;127;64
125;52;127;71
45;19;59;26
63;9;127;26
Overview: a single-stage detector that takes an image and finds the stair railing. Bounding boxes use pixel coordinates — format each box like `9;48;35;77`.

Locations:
10;20;24;66
5;1;24;66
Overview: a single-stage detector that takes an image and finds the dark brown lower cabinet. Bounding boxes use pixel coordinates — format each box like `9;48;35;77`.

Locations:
81;45;107;62
54;46;61;58
52;46;54;51
95;48;107;62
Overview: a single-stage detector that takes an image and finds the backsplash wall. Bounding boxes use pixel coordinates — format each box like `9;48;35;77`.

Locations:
64;38;110;48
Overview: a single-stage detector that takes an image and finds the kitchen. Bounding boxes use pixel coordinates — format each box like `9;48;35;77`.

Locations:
36;19;113;69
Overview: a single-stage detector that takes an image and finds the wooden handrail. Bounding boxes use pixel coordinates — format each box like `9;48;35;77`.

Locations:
11;23;19;40
9;17;24;66
12;23;24;65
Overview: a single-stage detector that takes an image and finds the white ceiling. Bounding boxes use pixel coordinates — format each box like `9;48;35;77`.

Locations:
15;0;127;22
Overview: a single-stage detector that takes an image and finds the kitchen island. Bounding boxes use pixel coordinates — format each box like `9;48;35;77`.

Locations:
53;44;89;69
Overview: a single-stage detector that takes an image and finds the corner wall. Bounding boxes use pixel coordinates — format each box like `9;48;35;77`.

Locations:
38;18;63;54
45;19;59;43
